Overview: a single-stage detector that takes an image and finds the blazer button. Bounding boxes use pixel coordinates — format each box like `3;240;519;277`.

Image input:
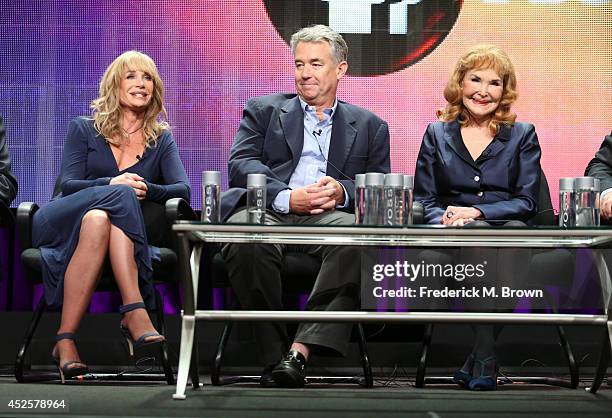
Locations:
477;191;483;197
474;175;480;182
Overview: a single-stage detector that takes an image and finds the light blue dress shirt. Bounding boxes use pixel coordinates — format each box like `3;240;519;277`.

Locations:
272;97;348;213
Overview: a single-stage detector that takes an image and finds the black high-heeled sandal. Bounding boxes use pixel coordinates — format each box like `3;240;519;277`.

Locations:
468;356;498;391
51;333;89;384
119;302;165;357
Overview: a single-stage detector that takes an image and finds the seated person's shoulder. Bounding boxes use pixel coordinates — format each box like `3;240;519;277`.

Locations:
429;120;445;130
511;121;536;135
69;116;97;135
246;93;298;111
338;100;387;125
72;116;94;127
157;127;173;142
424;120;446;137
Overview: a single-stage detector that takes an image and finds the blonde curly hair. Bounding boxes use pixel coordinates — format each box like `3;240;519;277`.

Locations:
437;44;517;135
91;50;168;147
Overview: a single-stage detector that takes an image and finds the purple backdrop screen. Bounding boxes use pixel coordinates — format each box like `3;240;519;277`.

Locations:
1;0;611;210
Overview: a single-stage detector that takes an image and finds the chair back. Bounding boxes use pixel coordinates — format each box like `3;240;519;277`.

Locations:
531;169;555;226
0;199;14;227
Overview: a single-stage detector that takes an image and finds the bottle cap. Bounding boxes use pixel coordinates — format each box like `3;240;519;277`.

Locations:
247;173;267;188
403;174;414;189
558;177;574;191
355;173;365;188
202;170;221;186
574;176;595;190
365;172;385;186
384;173;404;187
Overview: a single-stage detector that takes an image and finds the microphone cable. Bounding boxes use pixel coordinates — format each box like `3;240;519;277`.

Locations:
311;129;357;182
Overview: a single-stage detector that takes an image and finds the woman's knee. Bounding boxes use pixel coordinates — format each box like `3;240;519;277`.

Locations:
81;210;111;241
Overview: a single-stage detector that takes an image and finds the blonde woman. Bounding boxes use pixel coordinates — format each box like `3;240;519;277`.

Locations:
33;51;190;382
414;45;542;390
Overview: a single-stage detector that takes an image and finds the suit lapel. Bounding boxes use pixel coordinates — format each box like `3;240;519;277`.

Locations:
444;120;478;169
279;97;304;166
444;121;512;166
327;102;356;177
476;124;511;163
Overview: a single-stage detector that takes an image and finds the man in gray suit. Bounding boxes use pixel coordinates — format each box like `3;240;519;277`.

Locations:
0;115;17;212
221;25;390;387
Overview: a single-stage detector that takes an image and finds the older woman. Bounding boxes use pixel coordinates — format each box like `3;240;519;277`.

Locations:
414;45;542;390
33;51;190;383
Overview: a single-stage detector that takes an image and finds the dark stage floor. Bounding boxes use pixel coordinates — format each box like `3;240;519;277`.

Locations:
0;374;611;418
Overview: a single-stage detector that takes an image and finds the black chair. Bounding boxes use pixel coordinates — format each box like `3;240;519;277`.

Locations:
14;196;197;384
0;199;14;226
415;170;580;388
0;200;15;307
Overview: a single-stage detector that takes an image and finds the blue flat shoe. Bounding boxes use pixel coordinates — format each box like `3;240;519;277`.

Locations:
468;356;497;391
119;302;165;357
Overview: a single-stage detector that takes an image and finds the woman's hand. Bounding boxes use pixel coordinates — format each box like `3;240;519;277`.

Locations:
110;172;148;200
441;206;482;226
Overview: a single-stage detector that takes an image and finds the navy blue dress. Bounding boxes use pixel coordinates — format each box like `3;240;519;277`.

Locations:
33;117;191;308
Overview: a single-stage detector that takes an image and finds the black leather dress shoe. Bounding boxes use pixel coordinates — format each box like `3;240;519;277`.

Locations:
259;365;277;387
271;350;307;388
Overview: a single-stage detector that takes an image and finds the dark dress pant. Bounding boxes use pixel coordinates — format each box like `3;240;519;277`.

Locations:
222;208;359;366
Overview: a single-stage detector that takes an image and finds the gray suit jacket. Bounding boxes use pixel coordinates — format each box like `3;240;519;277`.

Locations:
221;93;390;220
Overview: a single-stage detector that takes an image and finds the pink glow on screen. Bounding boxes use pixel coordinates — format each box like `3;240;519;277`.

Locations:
165;0;611;210
2;0;610;210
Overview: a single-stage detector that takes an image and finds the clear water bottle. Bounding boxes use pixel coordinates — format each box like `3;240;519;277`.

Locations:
364;172;385;226
574;176;597;227
403;174;414;226
558;177;575;228
384;173;405;226
201;171;221;223
247;173;266;224
355;174;366;225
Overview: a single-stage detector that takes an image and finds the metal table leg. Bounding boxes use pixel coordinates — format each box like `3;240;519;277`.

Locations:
173;236;202;400
173;315;196;399
587;250;612;393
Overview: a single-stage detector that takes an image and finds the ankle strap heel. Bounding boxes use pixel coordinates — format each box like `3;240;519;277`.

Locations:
52;332;88;383
55;332;77;342
119;301;147;315
119;301;164;357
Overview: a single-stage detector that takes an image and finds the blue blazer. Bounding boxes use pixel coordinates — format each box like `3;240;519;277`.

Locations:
414;120;541;224
221;93;391;220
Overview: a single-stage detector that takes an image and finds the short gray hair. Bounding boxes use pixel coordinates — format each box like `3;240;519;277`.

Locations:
290;25;348;64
